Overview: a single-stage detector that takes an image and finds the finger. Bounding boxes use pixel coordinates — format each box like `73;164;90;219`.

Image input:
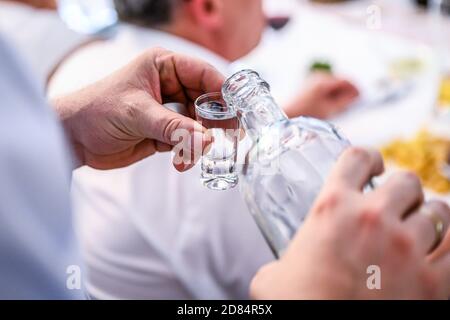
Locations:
328;147;384;190
130;139;158;163
187;102;197;120
131;90;212;166
141;102;212;172
372;171;424;219
405;201;450;255
334;87;359;107
156;49;226;105
328;79;359;97
172;150;198;172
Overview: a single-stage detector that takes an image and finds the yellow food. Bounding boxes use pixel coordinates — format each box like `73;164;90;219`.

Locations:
381;130;450;194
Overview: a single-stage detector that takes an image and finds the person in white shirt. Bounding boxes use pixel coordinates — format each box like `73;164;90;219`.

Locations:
49;0;360;299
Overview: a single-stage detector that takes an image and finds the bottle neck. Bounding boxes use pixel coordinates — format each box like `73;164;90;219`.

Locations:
222;70;288;141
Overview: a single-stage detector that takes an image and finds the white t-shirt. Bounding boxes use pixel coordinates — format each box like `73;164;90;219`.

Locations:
0;34;84;299
50;24;274;299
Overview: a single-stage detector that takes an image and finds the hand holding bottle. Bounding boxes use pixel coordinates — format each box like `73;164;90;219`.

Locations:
250;147;450;299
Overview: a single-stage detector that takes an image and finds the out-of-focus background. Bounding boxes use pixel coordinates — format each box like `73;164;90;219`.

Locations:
2;0;450;299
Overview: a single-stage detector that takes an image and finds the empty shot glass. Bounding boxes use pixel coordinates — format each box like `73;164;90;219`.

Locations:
195;92;239;190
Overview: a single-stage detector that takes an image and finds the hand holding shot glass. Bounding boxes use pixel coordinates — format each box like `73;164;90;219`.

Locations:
195;92;240;191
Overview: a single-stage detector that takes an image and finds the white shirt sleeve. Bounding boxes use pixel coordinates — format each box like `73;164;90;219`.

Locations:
0;34;85;299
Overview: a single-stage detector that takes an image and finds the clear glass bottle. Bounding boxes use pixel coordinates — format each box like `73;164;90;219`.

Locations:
222;70;351;257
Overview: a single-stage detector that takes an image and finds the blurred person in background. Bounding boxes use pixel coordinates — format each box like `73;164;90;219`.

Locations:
0;0;92;84
48;0;359;299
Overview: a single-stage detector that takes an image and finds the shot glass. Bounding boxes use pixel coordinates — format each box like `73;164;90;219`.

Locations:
195;92;239;190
